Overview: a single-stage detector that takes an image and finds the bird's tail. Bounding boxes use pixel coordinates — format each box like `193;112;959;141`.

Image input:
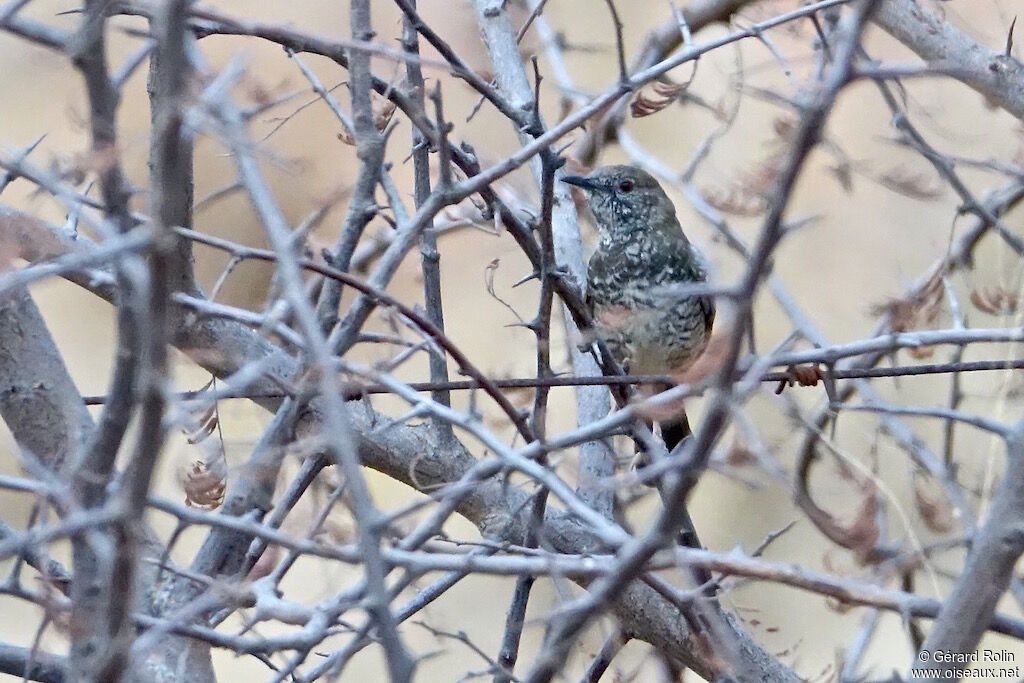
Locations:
659;408;691;452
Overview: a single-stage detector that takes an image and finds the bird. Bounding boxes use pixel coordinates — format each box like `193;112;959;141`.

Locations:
562;164;715;453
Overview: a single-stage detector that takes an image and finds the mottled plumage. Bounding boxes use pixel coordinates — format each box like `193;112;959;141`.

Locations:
563;165;714;449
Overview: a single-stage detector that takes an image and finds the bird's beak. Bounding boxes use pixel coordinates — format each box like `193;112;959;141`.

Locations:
561;175;602;192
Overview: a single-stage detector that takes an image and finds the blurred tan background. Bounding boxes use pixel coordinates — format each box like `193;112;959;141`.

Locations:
2;0;1024;680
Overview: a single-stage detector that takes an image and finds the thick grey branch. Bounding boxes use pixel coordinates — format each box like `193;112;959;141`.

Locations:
0;642;66;683
0;287;92;473
911;423;1024;680
874;0;1024;121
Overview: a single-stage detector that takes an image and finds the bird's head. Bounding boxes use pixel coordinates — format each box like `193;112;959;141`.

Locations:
561;165;678;242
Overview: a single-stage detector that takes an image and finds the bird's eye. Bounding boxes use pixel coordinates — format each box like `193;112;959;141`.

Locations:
618;179;635;193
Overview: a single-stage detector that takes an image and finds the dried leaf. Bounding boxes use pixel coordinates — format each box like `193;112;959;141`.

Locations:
244;76;276;107
185;402;218;445
726;441;755;467
847;487;881;556
700;185;766;216
337;126;356;145
907;345;935;360
970;286;1021;315
912;474;955;533
71;144;120;178
772;116;796;138
792;365;823;387
829;160;854;193
183;460;226;510
825;595;855;614
741;152;784;193
372;92;397;132
875;167;944;200
630;80;684;118
871;263;945;356
775;364;823;394
700;151;784;217
337;92;394;145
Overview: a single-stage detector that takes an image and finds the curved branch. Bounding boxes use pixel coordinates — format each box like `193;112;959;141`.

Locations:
874;0;1024;121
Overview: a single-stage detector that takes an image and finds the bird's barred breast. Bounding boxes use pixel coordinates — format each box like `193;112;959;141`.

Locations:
591;297;711;375
586;229;714;375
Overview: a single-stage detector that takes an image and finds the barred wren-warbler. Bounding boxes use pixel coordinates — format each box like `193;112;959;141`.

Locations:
562;165;715;450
